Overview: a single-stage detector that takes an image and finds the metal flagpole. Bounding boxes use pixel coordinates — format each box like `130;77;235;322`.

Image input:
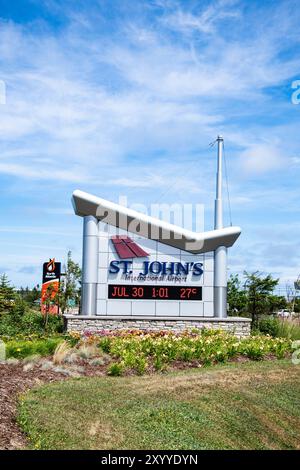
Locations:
214;136;227;318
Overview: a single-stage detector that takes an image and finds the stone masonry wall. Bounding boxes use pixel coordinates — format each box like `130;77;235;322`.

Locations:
64;315;251;338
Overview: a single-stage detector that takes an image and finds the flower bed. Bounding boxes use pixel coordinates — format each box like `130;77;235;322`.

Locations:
75;329;292;375
1;329;292;374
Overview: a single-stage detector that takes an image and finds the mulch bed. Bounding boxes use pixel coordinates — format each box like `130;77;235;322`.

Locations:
0;360;108;450
0;363;66;449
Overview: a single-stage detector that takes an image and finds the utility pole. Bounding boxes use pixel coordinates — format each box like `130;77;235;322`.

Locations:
214;136;227;318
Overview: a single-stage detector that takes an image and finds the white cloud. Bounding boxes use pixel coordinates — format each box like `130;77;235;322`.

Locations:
0;162;90;182
161;0;240;35
239;144;285;173
0;2;299;186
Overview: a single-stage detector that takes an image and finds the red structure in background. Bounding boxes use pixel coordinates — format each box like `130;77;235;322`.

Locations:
41;258;61;315
110;236;149;259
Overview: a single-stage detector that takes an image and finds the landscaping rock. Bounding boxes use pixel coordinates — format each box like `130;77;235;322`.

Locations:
23;354;41;364
6;358;19;366
23;363;35;372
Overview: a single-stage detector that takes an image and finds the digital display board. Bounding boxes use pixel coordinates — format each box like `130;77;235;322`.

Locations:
108;284;202;301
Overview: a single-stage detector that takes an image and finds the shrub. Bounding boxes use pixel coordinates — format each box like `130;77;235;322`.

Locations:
153;354;166;371
0;314;20;337
107;362;124;376
98;336;112;353
270;338;291;359
240;340;265;360
258;317;280;337
239;335;291;360
135;356;148;375
67;331;81;346
76;344;99;359
0;311;63;337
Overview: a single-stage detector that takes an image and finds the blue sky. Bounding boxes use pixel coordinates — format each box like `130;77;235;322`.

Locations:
0;0;299;290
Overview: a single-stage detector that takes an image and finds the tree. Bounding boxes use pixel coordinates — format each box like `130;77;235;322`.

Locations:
294;298;300;314
244;271;279;327
18;285;41;307
227;274;247;316
56;251;81;314
0;274;16;313
43;283;58;329
266;295;287;314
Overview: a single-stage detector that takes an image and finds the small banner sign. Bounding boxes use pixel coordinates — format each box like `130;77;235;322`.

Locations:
41;258;61;315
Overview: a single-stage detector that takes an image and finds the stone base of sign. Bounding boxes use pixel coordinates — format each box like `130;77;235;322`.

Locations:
63;315;251;338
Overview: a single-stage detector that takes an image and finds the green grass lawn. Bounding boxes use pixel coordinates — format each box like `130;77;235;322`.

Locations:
18;360;300;450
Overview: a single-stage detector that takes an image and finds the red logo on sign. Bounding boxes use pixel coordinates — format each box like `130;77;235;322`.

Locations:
110;236;149;259
46;258;56;272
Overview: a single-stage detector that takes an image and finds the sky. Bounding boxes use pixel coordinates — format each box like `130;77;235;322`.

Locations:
0;0;299;291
